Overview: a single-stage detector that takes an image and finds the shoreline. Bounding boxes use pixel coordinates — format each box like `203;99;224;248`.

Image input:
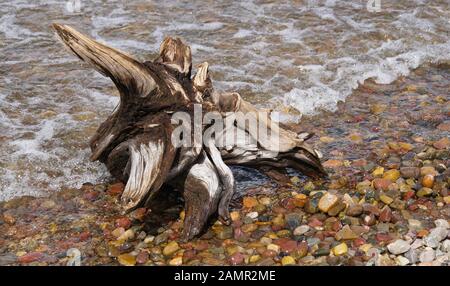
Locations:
0;63;449;266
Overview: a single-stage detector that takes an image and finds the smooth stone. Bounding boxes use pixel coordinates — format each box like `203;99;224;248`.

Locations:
420;167;437;176
335;225;358;241
281;256;296;266
306;237;321;247
434;219;449;229
327;201;346;217
267;244;280;253
243;197;258;208
429;227;448;242
154;232;169;245
372;178;391;191
400;167;420;179
372;166;384;177
117;254;136;266
117;229;135;241
421;174;434;188
408;219;423;231
419;248;435;263
163;241;180;256
169;256;183;266
332;243;348;256
383;169;401;181
293;225;310;236
405;249;418;264
387;239;411;255
216;226;233;239
379;195;393;205
318;193;339;213
424;236;439;248
411;239;424;249
0;254;17;266
379;206;392;222
246;212;259;219
346;204;363;216
441;240;450;252
416;187;433;197
285;213;303;230
395;256;410;266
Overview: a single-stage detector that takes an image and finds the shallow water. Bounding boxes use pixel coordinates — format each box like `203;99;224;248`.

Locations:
0;0;449;200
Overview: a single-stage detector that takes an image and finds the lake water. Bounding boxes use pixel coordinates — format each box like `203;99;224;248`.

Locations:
0;0;449;200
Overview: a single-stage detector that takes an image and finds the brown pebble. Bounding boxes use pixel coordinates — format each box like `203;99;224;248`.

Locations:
422;174;434;188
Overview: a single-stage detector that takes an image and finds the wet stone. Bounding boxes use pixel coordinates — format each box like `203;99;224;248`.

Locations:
346;204;363;217
416;188;433;198
304;198;319;214
293;225;310;236
327;201;346;217
285;213;303;230
163;241;180;256
400;167;420;179
332;243;348;256
154;232;169;245
216;226;233;240
335;225;358;241
117;253;136;266
318;193;339;213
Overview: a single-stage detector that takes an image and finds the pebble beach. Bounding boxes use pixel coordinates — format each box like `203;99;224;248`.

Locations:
1;63;448;266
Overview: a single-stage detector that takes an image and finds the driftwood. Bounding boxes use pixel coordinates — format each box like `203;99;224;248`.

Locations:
53;24;326;240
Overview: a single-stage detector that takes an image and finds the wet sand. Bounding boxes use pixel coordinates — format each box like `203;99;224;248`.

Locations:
0;63;448;266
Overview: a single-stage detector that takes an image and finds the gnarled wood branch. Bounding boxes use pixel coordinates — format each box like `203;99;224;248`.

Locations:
53;24;326;241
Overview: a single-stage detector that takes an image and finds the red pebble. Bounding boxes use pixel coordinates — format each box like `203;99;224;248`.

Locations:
108;182;124;196
83;191;99;201
375;233;392;243
308;218;323;228
115;217;132;229
408;204;419;211
353;237;366;247
274;238;298;254
131;208;147;221
280;198;296;210
136;251;149;264
332;220;342;232
79;231;90;241
182;249;197;263
229;252;245;265
262;250;277;258
379;206;392;223
18;252;44;264
403;191;415;200
195;241;209;251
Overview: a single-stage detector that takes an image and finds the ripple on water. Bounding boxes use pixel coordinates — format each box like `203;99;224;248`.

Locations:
0;0;449;199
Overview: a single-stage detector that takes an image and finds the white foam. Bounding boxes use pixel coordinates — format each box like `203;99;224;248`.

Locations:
1;0;449;201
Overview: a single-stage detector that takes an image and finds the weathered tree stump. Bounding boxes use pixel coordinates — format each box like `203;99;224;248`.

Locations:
53;24;326;241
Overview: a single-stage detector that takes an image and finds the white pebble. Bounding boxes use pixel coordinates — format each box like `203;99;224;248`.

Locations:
387;239;411;255
419;248;435;263
434;219;449;229
246;212;259;219
395;256;410;266
293;225;310;236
